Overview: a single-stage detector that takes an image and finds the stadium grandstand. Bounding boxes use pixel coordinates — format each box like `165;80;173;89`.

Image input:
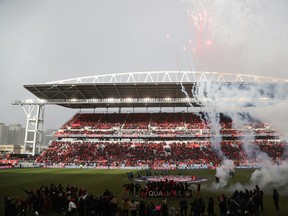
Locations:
12;71;288;168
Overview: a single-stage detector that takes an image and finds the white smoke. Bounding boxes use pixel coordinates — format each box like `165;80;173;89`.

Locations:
194;81;225;159
247;103;288;141
251;161;288;194
210;157;288;193
179;0;288;193
194;81;288;190
193;81;288;140
211;159;236;189
226;112;260;160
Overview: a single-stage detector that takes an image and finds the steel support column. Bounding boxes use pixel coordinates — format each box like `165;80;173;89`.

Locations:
22;104;45;155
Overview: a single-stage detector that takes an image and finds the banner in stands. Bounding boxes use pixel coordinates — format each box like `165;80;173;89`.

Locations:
151;166;176;170
147;189;192;197
14;163;40;168
93;166;146;170
0;165;13;169
42;165;65;168
177;164;209;170
0;159;19;165
236;164;263;169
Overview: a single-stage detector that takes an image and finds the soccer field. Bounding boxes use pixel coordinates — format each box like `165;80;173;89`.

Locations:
0;168;287;216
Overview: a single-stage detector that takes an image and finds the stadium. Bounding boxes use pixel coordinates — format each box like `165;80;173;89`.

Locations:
3;71;288;216
12;71;288;163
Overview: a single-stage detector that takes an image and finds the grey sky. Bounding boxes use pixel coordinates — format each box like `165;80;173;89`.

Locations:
0;0;288;130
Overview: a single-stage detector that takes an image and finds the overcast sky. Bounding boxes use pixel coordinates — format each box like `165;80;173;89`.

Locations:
0;0;288;130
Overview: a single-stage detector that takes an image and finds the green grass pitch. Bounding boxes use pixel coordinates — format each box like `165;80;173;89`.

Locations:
0;168;287;215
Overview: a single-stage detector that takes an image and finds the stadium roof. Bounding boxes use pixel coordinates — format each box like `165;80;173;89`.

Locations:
45;71;288;84
19;71;288;109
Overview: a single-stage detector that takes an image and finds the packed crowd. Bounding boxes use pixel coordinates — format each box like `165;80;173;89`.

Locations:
40;112;287;168
123;113;150;129
36;140;287;166
55;113;275;138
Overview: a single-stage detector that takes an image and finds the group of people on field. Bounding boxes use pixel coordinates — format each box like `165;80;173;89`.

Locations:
4;179;281;216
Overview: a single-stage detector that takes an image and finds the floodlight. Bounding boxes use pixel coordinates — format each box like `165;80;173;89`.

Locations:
26;99;34;103
107;98;114;102
38;99;45;103
126;98;133;102
144;97;150;102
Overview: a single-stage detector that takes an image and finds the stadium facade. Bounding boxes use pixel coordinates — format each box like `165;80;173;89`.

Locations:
12;71;288;165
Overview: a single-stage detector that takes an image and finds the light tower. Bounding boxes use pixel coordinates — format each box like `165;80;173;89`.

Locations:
12;100;45;155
